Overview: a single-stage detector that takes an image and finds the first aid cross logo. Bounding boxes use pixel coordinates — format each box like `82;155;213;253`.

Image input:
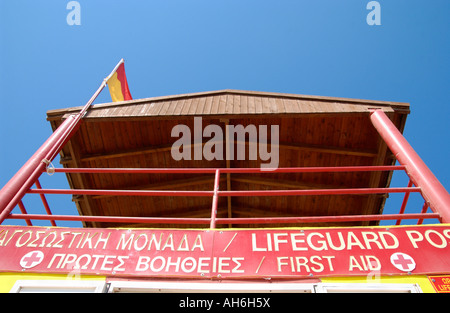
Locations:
390;252;416;272
20;251;44;269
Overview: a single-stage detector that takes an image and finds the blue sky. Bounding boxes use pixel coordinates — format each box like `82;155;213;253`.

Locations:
0;0;449;227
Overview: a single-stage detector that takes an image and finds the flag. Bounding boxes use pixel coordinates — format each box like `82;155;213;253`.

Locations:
106;60;132;102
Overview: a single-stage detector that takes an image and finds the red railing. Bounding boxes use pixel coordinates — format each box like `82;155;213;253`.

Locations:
2;165;441;228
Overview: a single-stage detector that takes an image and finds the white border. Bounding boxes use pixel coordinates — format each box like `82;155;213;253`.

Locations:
314;283;422;293
107;281;315;293
9;280;106;293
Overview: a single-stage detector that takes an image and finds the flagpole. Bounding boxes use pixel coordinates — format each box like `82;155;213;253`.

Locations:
80;58;124;118
104;58;124;83
48;58;126;160
0;59;125;224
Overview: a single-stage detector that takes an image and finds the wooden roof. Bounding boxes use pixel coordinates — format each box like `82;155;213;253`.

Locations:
47;90;410;228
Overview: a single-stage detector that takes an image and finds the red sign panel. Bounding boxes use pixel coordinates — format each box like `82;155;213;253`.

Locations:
1;225;450;278
428;276;450;293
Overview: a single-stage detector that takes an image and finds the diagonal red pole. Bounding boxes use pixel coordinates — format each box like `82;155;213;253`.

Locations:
35;179;57;227
0;59;125;225
396;179;413;225
370;109;450;223
0;115;79;224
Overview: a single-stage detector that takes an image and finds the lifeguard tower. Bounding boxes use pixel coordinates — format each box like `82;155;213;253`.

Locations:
1;88;449;293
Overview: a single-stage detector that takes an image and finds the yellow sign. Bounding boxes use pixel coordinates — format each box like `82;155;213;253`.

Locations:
428;276;450;293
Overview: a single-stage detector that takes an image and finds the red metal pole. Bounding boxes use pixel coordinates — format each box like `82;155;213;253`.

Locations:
417;202;429;225
50;165;405;174
215;213;440;225
210;169;220;229
35;179;57;227
396;180;413;225
17;201;32;226
0;115;79;224
5;212;439;225
27;188;214;197
219;187;420;197
26;186;418;197
6;214;211;225
370;109;450;223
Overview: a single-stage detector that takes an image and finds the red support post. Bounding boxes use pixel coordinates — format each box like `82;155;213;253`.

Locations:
396;180;413;225
0;115;79;224
35;179;57;227
17;201;32;226
370;109;450;223
210;169;220;229
417;202;429;225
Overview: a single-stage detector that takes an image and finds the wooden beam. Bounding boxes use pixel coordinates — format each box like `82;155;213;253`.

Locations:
231;175;343;190
162;205;227;219
81;176;223;200
73;139;377;164
78;142;206;163
236;141;377;158
231;205;297;218
79;143;172;163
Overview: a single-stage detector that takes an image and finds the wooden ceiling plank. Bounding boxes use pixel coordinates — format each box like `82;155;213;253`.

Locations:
231;175;343;191
79;138;377;163
90;175;222;200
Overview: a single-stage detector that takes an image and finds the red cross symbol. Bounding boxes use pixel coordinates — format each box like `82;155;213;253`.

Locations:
20;251;44;269
390;252;416;272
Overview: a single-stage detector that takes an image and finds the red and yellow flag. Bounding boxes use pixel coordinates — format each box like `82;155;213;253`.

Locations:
106;61;132;102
